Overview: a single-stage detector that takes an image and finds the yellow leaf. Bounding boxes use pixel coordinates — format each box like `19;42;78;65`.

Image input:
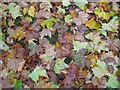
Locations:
86;53;98;67
23;7;28;15
26;16;32;22
10;29;26;41
55;42;61;47
85;17;101;30
28;6;35;17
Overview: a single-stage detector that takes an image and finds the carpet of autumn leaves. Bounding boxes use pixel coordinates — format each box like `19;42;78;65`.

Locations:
0;1;120;89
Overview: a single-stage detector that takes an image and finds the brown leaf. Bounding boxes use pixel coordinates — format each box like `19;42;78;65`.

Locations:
35;10;51;18
7;58;25;72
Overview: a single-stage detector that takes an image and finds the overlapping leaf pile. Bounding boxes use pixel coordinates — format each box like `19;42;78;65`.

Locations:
0;1;119;89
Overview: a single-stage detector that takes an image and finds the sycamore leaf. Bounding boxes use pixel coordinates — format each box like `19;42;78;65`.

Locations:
92;60;109;78
29;66;48;83
54;58;69;74
105;74;120;88
85;17;101;30
41;18;56;28
62;0;71;6
28;6;35;17
102;16;118;33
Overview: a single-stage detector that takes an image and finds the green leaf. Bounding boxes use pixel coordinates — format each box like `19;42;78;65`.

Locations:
62;0;71;6
13;80;22;89
29;66;48;83
28;6;35;17
41;18;56;28
100;29;107;36
57;8;66;14
105;74;120;88
85;31;101;45
45;31;58;44
92;60;109;78
102;16;118;33
8;3;21;19
95;8;111;20
0;33;5;41
65;15;71;23
54;58;69;74
0;41;9;50
40;54;53;61
74;0;88;8
73;40;92;52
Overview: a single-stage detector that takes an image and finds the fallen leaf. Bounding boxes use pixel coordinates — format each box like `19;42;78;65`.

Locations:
85;17;101;30
92;60;109;78
40;28;52;39
54;58;69;74
28;6;35;17
29;66;48;83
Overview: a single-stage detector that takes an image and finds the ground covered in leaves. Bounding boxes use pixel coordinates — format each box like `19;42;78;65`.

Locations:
0;1;120;89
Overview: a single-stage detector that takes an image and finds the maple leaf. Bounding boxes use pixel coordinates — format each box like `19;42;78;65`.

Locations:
54;58;69;74
29;66;48;83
